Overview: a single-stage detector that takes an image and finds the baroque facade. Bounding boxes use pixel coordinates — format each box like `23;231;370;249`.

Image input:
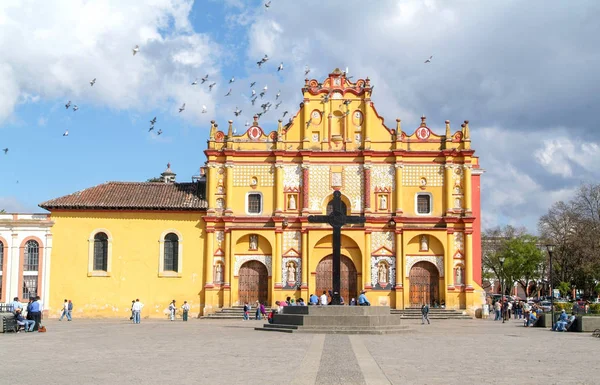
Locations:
40;69;484;317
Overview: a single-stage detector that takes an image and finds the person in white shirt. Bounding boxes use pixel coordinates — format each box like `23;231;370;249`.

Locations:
59;299;71;321
320;291;328;306
132;299;144;324
10;297;23;313
168;300;176;321
181;301;190;321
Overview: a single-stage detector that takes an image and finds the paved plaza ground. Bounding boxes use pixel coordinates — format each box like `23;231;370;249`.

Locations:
1;316;598;385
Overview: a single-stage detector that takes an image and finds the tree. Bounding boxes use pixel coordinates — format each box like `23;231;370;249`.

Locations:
0;209;5;213
146;177;162;182
557;281;571;298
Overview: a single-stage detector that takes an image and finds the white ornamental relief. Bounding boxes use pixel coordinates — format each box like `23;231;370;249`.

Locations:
343;165;364;211
234;255;272;276
371;256;396;287
371;231;395;253
233;165;275;187
283;165;302;189
454;232;464;253
371;165;395;190
308;165;330;211
282;257;301;288
215;231;224;248
283;231;301;253
405;255;444;277
402;164;444;187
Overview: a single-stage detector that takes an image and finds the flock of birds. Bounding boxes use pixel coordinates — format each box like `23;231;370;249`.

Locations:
1;0;436;156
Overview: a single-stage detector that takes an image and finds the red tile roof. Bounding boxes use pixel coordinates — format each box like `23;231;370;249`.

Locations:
39;182;207;211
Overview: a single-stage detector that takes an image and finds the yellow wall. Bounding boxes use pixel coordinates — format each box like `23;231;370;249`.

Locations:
48;211;205;318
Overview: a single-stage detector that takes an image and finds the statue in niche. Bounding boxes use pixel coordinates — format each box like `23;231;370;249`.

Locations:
455;266;463;285
249;235;258;250
215;263;223;283
218;178;224;187
454;185;461;194
287;262;297;283
455;197;461;208
378;262;388;284
379;195;387;210
420;235;429;251
288;194;297;210
216;198;224;209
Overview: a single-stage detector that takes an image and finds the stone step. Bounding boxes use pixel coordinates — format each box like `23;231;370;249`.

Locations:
255;324;411;334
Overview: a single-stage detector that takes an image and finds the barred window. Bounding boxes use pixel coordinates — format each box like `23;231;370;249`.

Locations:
247;193;262;214
416;194;431;215
164;233;179;272
93;233;108;271
23;240;39;271
22;275;37;300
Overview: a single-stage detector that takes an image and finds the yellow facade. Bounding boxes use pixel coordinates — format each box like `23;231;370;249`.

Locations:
43;69;484;317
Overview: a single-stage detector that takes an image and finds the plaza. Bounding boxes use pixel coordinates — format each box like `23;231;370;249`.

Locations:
1;318;597;385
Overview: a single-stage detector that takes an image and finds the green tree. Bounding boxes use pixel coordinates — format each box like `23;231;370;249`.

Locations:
0;209;5;213
500;235;544;297
146;177;162;182
557;281;571;298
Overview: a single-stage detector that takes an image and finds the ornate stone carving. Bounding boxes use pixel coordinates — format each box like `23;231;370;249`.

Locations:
371;165;395;190
233;165;275;187
371;256;396;288
405;256;444;277
283;231;301;254
282;257;301;289
454;232;464;253
402;164;444;187
343;165;364;211
308;165;329;210
215;230;224;248
371;231;395;252
283;165;302;188
234;255;272;276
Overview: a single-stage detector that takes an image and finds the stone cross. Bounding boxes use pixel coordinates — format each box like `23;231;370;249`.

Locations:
308;190;366;305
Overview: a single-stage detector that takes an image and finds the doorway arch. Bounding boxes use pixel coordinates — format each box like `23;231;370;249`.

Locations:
315;255;358;304
409;261;439;307
238;261;268;305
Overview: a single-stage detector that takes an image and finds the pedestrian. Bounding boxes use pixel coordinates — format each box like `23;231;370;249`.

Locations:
59;299;70;321
28;296;42;331
494;301;502;321
320;291;328;306
482;303;489;319
132;299;144;324
68;300;73;321
130;299;135;322
350;298;356;306
255;300;261;320
421;303;430;325
26;298;33;321
260;302;267;319
168;300;177;321
243;302;250;320
181;301;190;321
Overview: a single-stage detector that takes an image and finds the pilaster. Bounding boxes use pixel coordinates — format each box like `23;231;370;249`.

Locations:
394;162;403;214
225;163;234;215
274;230;283;288
464;164;473;214
363;231;372;289
363;164;371;213
274;163;284;215
302;165;310;214
394;230;403;309
465;231;474;290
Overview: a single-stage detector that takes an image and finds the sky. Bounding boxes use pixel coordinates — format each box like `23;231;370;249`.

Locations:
1;0;599;233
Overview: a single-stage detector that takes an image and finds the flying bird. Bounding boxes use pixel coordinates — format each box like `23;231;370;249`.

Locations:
282;111;288;117
229;77;235;84
251;89;256;96
65;101;71;109
209;82;216;91
250;81;256;87
263;85;268;91
150;117;157;125
304;66;311;76
275;101;282;109
148;126;154;132
72;105;79;111
257;54;269;67
90;78;96;86
202;105;207;113
277;62;283;72
251;96;257;105
201;74;209;83
259;91;265;99
224;88;232;96
191;78;198;86
245;121;250;126
157;129;163;135
234;107;242;116
132;45;139;56
179;103;186;113
265;1;271;8
276;90;281;100
424;55;433;63
306;118;312;128
63;130;69;136
2;148;8;155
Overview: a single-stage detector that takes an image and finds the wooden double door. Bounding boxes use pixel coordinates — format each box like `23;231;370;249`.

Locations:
238;261;268;304
315;255;358;304
409;261;440;307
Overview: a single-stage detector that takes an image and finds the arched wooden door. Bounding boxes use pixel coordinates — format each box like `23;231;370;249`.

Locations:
238;261;268;304
409;261;439;307
315;255;357;304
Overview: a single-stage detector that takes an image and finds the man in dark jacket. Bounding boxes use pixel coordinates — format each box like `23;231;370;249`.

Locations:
421;303;430;325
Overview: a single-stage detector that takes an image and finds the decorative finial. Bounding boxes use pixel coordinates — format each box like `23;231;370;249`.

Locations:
421;115;426;126
445;120;451;138
209;120;216;139
396;118;402;132
253;114;259;125
463;120;470;140
167;162;171;169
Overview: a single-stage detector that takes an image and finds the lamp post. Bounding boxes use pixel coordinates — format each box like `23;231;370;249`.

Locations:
499;256;505;323
546;244;555;325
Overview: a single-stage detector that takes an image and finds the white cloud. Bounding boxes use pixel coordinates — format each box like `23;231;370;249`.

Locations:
535;137;600;177
0;0;222;125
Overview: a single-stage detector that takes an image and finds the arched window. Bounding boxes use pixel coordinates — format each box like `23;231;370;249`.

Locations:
164;233;179;272
93;233;108;271
24;240;39;271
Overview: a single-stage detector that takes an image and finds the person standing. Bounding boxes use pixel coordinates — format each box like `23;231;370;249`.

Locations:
28;296;42;331
421;303;430;325
243;302;250;320
320;291;328;306
181;301;190;321
168;300;176;321
67;300;73;321
132;299;144;324
130;300;136;322
255;300;261;320
482;303;490;319
59;299;70;321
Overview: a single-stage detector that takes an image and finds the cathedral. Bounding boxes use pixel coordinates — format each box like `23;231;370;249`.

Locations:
40;69;484;317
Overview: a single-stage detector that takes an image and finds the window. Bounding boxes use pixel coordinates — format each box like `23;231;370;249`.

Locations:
164;233;179;272
23;240;39;271
93;233;109;271
22;275;37;300
416;193;432;215
247;193;262;214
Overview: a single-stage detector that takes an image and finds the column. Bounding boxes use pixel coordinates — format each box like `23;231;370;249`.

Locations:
274;230;282;288
445;164;453;214
363;100;371;147
225;163;234;213
275;164;284;214
204;230;214;287
42;233;52;311
465;231;473;289
224;231;231;287
394;231;403;288
464;165;472;213
394;163;403;214
446;231;454;288
301;230;308;289
206;164;217;210
345;104;351;142
302;165;310;214
302;101;310;146
363;231;372;289
9;233;18;299
363;165;371;213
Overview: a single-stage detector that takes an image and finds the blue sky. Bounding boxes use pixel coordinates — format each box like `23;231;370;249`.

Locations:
1;1;599;233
